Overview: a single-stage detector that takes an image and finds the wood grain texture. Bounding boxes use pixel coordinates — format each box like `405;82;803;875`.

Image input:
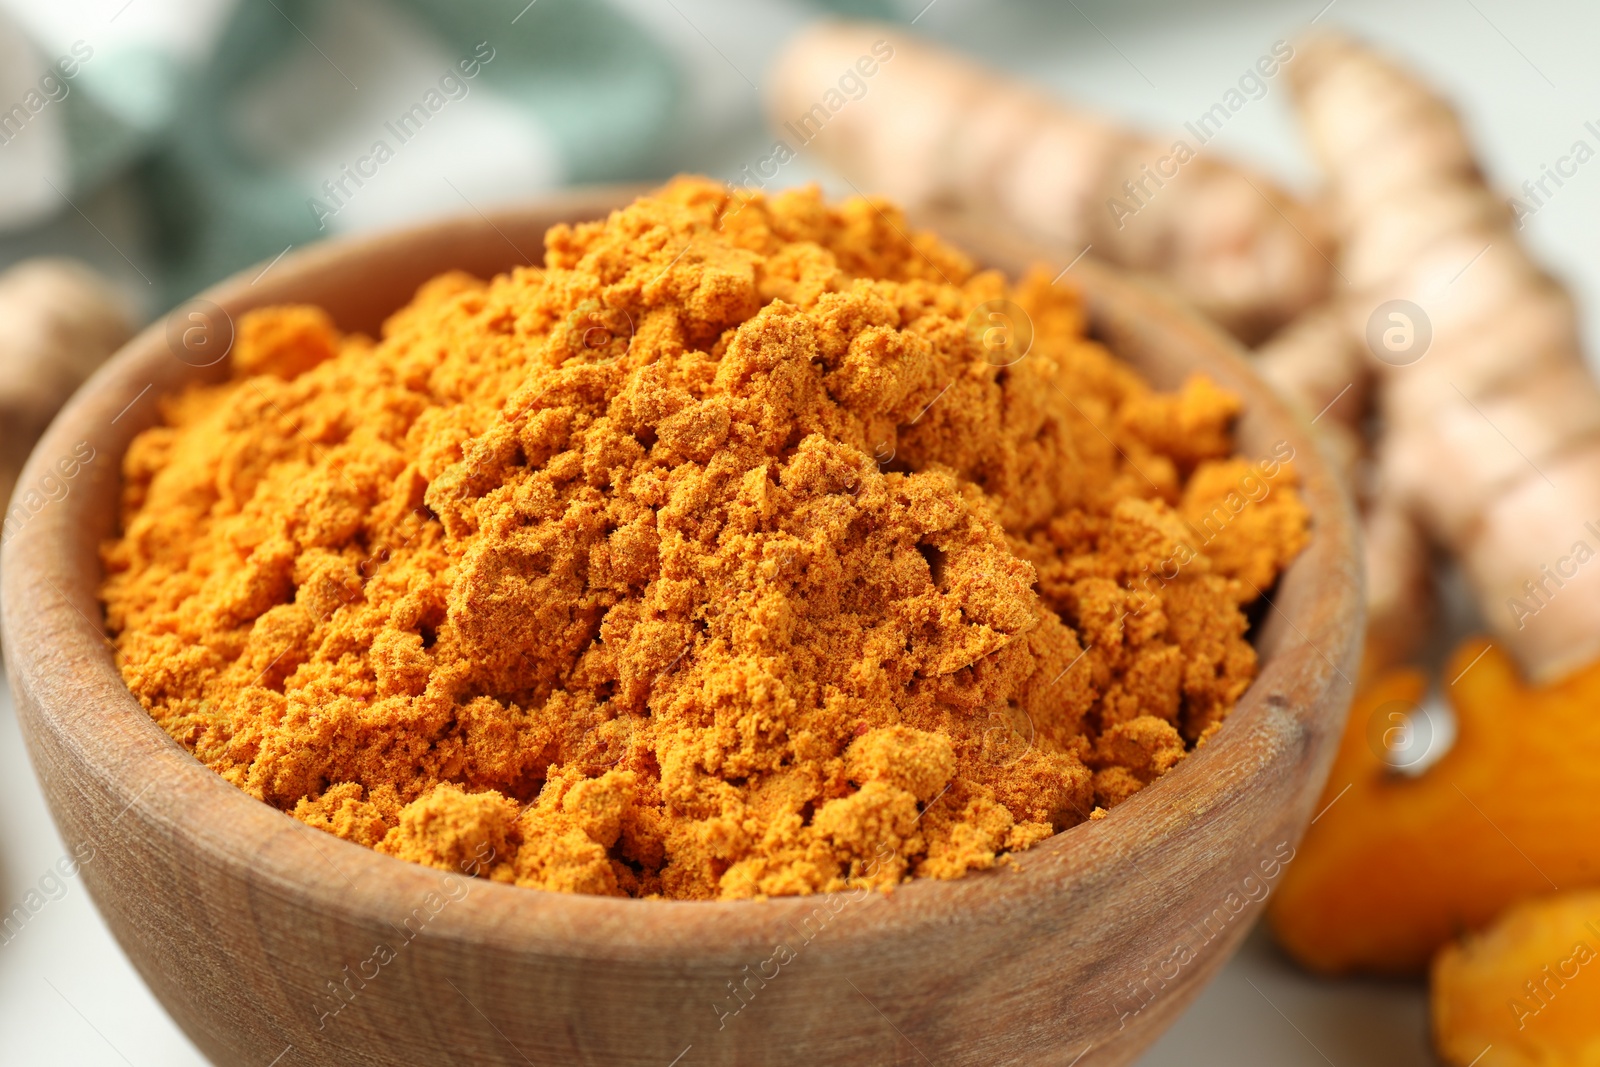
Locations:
0;186;1363;1067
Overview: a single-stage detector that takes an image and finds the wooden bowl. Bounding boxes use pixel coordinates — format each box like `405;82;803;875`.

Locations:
1;186;1361;1066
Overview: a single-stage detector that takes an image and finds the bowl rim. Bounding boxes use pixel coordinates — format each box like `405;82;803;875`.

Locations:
1;183;1362;961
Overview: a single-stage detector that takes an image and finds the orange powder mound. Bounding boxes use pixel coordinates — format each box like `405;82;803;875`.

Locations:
102;178;1308;900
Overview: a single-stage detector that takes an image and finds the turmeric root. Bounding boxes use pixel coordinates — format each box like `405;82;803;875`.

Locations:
1433;892;1600;1067
1278;32;1600;684
1263;34;1600;997
1268;640;1600;975
0;258;132;511
766;21;1331;342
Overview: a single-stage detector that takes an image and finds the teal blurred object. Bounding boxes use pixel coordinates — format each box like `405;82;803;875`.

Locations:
0;0;894;313
140;0;681;304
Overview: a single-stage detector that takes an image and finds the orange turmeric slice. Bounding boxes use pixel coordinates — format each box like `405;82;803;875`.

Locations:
1433;891;1600;1067
1269;638;1600;976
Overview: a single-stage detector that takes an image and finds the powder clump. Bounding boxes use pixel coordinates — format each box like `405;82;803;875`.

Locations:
102;178;1308;900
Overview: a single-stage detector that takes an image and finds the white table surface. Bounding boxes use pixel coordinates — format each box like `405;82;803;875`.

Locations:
6;0;1598;1060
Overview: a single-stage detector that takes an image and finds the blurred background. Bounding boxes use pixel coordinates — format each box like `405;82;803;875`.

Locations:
3;0;1597;1062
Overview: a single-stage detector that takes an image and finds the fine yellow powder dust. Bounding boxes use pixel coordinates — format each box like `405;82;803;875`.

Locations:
102;178;1308;900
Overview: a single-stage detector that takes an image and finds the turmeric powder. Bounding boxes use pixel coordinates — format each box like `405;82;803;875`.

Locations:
102;178;1307;900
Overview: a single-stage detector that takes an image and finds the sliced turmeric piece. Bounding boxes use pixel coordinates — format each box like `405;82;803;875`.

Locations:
1433;892;1600;1067
1268;639;1600;976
